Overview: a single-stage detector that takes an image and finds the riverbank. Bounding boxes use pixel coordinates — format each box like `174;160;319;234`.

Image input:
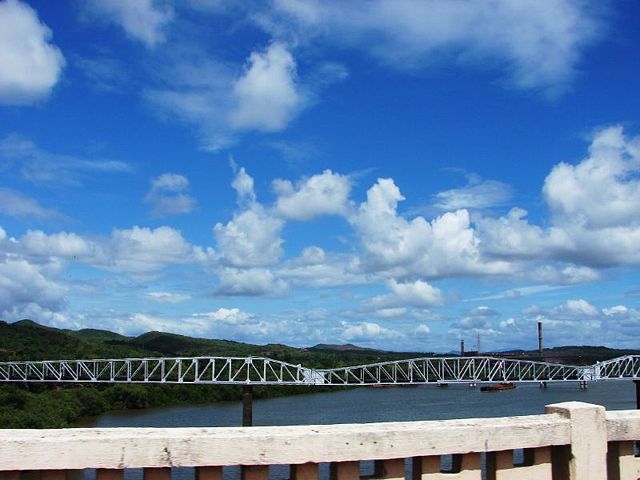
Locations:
0;383;340;428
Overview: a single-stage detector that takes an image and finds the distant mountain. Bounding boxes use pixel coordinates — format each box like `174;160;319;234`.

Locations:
2;319;637;366
68;328;131;343
311;343;379;352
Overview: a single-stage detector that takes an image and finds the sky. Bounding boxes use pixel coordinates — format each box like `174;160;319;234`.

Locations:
0;0;639;353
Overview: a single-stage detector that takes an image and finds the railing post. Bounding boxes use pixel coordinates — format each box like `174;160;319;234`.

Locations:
545;401;607;480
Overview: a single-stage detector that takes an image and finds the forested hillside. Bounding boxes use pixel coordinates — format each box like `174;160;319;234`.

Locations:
1;319;636;428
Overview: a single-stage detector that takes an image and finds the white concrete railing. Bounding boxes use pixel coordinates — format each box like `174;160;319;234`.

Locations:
1;402;639;480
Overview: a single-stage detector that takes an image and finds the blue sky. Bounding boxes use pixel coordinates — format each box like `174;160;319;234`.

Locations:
1;0;639;352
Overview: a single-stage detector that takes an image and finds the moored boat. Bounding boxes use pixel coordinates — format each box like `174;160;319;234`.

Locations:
480;382;516;392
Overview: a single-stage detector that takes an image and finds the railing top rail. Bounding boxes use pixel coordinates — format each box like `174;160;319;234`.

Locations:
0;412;572;470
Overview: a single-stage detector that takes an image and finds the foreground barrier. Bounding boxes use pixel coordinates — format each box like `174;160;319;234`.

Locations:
1;402;639;480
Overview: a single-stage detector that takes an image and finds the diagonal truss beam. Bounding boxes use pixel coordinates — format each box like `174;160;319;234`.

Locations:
0;355;637;386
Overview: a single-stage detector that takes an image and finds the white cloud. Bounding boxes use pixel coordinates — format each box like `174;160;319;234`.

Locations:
145;173;196;217
19;230;97;260
373;307;407;319
0;0;65;105
350;178;509;278
273;169;351;220
150;173;189;192
388;279;444;308
214;167;284;268
0;188;64;221
145;291;191;303
145;43;334;149
341;321;403;343
128;312;210;336
215;267;288;296
214;206;284;268
85;0;174;47
0;135;132;187
370;279;444;312
193;307;254;325
144;58;235;150
564;299;599;317
229;43;303;132
266;0;602;93
415;324;431;335
434;175;512;211
107;226;199;274
478;126;640;271
231;165;257;206
0;257;66;321
278;249;366;289
544;126;640;229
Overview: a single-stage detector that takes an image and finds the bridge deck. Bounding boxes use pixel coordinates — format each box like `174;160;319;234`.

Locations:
0;355;638;385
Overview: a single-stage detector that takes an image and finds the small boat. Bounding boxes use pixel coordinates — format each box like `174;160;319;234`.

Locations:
480;382;516;392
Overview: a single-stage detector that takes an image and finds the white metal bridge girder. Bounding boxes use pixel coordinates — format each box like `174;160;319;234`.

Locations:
0;355;638;385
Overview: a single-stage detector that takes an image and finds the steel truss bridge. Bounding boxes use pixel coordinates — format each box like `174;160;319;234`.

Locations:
1;355;640;386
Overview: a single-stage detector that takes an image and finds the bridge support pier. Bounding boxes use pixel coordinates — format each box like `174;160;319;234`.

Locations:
540;381;548;389
242;385;253;427
634;380;640;410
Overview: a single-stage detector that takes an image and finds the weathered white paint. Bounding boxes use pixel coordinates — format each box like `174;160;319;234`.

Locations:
607;410;640;440
1;402;640;480
546;402;607;480
0;414;570;470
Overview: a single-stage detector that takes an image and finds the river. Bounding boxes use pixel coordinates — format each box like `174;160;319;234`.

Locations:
84;380;636;428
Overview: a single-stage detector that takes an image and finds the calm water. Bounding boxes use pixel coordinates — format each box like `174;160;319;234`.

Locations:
84;380;636;428
80;381;637;480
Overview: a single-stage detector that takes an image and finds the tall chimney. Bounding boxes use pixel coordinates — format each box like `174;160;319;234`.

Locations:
460;338;465;356
538;321;543;355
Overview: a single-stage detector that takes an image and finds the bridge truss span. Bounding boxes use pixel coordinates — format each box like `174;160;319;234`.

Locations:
1;355;639;386
315;356;589;385
0;357;314;385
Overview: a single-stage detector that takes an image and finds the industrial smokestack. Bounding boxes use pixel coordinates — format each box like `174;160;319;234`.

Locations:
538;321;543;355
460;339;465;357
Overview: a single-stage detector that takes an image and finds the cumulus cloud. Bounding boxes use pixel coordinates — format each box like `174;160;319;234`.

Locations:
106;226;200;274
192;307;254;325
350;177;509;278
229;43;304;132
273;169;351;220
477;126;640;270
544;126;640;230
265;0;602;93
214;167;284;268
0;0;65;105
370;279;444;312
146;42;334;149
145;173;196;217
341;321;403;343
215;267;288;297
231;164;257;206
0;257;66;319
85;0;174;47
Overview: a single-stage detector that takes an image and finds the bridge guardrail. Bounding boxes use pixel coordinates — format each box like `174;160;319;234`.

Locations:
1;402;640;479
